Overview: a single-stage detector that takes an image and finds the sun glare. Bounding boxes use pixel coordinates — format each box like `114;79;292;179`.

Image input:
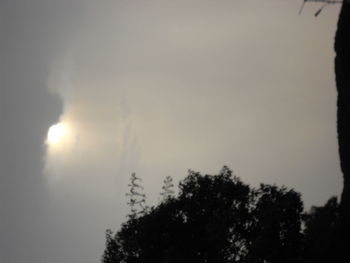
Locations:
47;123;67;145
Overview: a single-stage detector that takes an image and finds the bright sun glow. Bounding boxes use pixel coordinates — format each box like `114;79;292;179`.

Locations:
47;123;67;145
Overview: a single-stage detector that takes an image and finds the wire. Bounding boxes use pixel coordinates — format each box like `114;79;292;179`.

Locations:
315;2;328;16
299;0;307;15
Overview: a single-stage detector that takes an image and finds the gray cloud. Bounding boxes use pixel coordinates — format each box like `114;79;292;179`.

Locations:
0;1;89;262
1;1;342;262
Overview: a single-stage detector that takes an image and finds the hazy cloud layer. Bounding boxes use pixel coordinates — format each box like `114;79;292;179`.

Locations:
2;1;342;262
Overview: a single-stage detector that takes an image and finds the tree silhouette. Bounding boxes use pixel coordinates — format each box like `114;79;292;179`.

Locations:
126;173;147;219
102;230;122;263
302;197;339;263
175;166;252;262
159;176;175;202
102;167;305;263
248;184;304;263
334;2;350;260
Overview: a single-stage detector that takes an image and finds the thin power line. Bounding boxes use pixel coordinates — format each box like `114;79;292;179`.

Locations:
299;0;344;16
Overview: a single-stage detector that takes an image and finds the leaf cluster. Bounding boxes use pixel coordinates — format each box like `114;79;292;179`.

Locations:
103;166;338;263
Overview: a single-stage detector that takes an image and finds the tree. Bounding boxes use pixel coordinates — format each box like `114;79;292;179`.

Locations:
334;3;350;261
248;184;304;263
175;166;252;262
159;176;175;201
126;173;147;219
101;230;122;263
302;196;339;263
102;167;306;263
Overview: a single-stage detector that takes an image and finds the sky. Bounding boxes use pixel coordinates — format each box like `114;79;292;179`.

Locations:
0;0;343;262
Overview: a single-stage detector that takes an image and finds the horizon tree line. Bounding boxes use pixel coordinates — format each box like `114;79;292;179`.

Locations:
102;167;339;263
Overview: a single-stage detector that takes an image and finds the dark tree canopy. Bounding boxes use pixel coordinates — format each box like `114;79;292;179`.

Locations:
302;197;340;263
247;185;304;263
334;3;350;261
102;167;309;263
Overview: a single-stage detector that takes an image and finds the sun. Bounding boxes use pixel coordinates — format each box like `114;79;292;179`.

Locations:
47;123;67;145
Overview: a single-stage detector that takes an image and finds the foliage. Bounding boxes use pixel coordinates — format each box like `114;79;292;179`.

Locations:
302;196;339;263
159;176;175;201
126;173;147;219
102;167;329;263
175;166;252;262
247;184;304;263
102;230;122;263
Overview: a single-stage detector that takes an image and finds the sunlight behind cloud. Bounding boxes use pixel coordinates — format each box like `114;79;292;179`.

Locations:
47;123;67;145
45;120;77;158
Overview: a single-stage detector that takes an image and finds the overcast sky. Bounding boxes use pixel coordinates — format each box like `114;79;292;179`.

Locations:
1;1;342;262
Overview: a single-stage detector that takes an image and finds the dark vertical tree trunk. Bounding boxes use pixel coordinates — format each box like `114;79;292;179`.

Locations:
334;1;350;260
